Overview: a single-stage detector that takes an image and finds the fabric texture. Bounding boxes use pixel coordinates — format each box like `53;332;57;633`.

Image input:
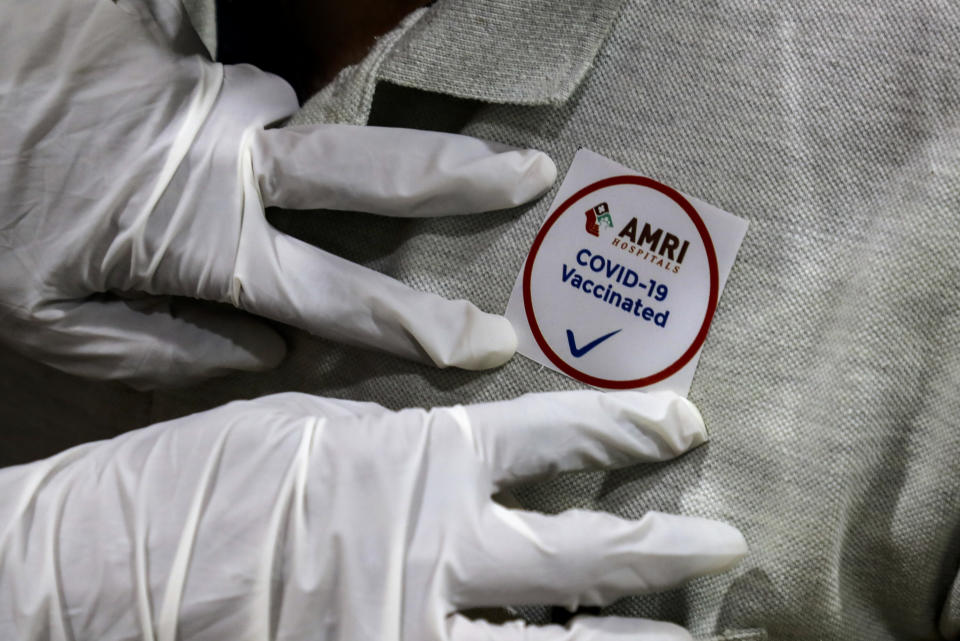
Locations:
2;1;959;640
377;0;627;106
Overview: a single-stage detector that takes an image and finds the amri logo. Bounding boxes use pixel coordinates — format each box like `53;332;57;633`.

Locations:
611;217;691;274
584;202;614;236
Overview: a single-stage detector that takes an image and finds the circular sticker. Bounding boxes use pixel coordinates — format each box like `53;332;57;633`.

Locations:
522;176;719;389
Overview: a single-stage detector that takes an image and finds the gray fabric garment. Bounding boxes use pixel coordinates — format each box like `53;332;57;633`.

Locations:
377;0;627;105
181;0;215;58
2;1;959;639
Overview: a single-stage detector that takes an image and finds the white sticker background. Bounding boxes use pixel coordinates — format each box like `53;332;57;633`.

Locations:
505;149;749;395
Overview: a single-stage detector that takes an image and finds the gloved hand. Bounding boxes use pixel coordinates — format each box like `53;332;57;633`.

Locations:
0;0;557;387
0;390;746;641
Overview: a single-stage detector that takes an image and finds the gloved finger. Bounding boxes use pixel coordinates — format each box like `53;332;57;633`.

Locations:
22;297;285;389
460;391;706;490
452;508;746;609
250;125;557;216
447;613;693;641
234;219;516;370
250;392;392;422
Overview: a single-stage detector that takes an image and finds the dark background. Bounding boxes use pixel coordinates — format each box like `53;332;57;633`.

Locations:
216;0;433;102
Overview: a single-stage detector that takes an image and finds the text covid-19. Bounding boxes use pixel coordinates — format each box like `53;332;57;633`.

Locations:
560;249;671;327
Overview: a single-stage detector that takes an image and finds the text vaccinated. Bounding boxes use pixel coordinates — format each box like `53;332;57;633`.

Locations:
562;249;670;327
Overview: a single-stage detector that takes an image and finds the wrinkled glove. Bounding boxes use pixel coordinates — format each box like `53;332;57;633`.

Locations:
0;0;557;387
0;390;746;641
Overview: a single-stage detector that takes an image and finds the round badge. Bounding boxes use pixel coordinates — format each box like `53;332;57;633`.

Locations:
522;176;719;389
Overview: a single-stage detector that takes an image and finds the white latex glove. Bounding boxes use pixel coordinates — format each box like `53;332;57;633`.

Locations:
0;390;746;641
0;0;557;387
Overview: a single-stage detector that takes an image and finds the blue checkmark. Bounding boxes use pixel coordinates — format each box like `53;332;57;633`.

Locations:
566;328;622;358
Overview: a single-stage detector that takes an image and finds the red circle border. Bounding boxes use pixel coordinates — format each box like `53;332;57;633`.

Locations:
522;175;719;389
